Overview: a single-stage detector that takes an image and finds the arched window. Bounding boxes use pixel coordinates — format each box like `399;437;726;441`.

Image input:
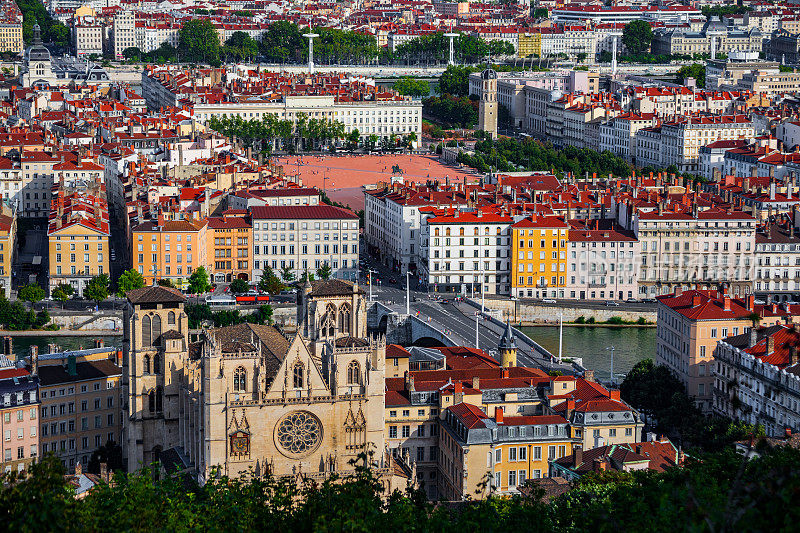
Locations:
293;362;304;389
153;353;161;374
167;311;176;325
347;361;360;385
152;314;162;343
446;228;451;236
338;304;351;335
142;315;151;346
143;355;150;374
459;227;465;236
156;386;163;412
321;304;336;337
148;390;155;413
233;366;247;392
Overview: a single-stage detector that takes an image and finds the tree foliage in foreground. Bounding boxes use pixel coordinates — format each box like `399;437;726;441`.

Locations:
3;447;800;531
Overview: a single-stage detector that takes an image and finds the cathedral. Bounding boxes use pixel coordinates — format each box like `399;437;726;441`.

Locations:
121;281;404;486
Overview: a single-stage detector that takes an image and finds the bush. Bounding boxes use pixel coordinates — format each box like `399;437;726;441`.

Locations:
575;316;586;324
637;316;647;325
586;316;595;324
607;316;624;325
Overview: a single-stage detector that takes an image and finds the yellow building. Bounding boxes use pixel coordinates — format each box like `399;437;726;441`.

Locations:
207;211;252;283
131;215;208;289
47;183;110;297
511;215;569;299
439;404;577;499
518;32;542;58
0;204;16;297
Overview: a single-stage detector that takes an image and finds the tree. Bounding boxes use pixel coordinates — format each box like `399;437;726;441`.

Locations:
677;63;706;88
85;274;110;306
187;266;212;294
116;269;145;298
299;270;315;283
18;284;44;303
257;267;285;294
122;46;141;60
316;262;332;280
229;278;250;294
52;283;73;307
622;20;653;55
224;31;258;62
178;19;220;63
439;65;477;97
279;265;296;284
392;77;430;97
157;278;175;288
259;20;304;63
87;441;124;475
258;304;274;325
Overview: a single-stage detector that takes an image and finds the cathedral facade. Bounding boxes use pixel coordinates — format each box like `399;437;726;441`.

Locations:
122;281;394;484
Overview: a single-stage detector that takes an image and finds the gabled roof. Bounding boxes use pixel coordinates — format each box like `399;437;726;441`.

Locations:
126;285;186;304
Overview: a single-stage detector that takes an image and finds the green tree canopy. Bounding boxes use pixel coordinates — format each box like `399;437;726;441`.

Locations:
85;274;110;305
229;278;250;294
622;20;653;55
438;65;478;96
677;63;706;88
18;284;45;303
178;19;220;63
52;283;74;303
279;265;296;283
224;31;258;62
259;21;305;63
316;263;332;280
257;267;285;294
392;77;430;97
187;266;212;294
116;269;145;298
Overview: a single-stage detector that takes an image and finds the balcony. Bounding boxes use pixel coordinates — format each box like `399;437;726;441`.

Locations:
588;282;606;288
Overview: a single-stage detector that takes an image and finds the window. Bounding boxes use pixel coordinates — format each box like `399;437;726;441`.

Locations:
401;425;410;438
389;426;397;438
293;363;304;389
625;428;633;436
495;448;502;463
338;304;351;335
346;361;360;385
509;447;517;461
509;470;516;487
519;447;527;460
153;353;161;374
168;311;176;325
233;366;247;392
143;355;150;374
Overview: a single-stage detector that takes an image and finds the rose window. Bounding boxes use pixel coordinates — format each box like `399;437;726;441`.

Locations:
275;411;322;457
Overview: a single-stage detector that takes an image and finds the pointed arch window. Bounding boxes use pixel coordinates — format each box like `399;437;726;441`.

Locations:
167;311;176;325
148;390;155;413
153;353;161;374
338;303;351;335
293;362;304;389
234;366;247;392
321;304;336;337
142;315;151;346
347;361;360;385
152;314;162;343
156;386;163;412
143;355;150;374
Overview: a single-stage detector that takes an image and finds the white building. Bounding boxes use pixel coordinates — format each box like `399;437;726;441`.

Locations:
250;205;360;282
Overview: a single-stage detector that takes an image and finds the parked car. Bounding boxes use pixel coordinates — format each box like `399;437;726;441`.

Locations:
642;298;657;303
605;301;620;306
542;298;557;304
626;298;638;303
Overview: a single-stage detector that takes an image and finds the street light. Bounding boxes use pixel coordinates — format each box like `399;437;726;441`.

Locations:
368;269;377;302
475;311;480;350
606;345;616;385
405;270;410;315
558;311;563;364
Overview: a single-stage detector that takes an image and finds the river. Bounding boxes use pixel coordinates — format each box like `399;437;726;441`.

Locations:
9;335;122;361
520;326;655;381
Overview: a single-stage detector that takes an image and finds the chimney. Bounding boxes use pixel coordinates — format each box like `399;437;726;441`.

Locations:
495;406;504;424
472;376;480;389
723;296;731;311
408;374;415;392
100;462;109;483
573;445;583;467
94;338;104;349
608;389;621;401
790;345;799;366
692;295;702;307
584;369;595;382
750;326;758;348
675;286;683;297
75;462;82;475
593;457;607;472
767;335;775;354
565;398;575;419
747;294;755;311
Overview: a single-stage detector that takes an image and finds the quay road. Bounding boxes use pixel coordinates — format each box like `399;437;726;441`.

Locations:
370;285;577;374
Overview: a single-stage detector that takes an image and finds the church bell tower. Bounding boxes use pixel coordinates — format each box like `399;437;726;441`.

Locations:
498;321;517;368
478;68;498;140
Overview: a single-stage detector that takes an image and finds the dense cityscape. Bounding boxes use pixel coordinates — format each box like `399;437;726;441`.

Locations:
0;0;797;529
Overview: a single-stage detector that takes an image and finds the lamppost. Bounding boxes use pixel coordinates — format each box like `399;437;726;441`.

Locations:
405;270;410;315
606;345;616;384
475;311;480;350
368;269;377;302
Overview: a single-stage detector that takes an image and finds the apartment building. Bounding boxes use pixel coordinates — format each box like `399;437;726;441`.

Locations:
0;0;23;55
738;69;800;94
131;215;208;289
251;205;359;282
0;358;39;474
112;10;135;59
72;16;104;57
47;181;110;297
566;220;639;301
599;113;658;164
208;211;252;283
754;219;800;302
0;154;22;212
511;215;569;299
656;289;800;412
713;323;800;437
35;346;122;474
439;405;576;499
227;188;320;211
657;115;755;173
21;151;60;218
637;206;755;298
419;208;513;295
0;205;15;296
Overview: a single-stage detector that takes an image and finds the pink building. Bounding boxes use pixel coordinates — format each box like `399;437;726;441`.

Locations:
0;357;40;474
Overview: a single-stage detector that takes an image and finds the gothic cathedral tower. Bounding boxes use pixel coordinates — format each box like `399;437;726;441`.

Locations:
121;286;188;473
478;68;498;140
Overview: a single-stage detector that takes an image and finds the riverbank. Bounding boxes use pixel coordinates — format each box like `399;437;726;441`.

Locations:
519;323;656;328
0;330;123;336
